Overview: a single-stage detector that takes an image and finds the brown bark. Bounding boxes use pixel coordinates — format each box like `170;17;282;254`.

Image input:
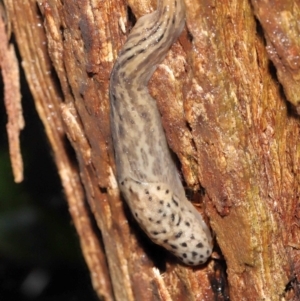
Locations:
251;0;300;113
0;12;24;182
2;0;300;300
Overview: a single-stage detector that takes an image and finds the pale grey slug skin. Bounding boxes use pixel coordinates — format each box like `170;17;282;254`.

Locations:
109;0;213;265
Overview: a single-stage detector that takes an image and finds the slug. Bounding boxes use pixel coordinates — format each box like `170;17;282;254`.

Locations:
109;0;212;265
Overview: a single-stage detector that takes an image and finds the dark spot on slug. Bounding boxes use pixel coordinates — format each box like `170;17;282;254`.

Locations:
196;243;203;248
185;221;190;227
171;214;175;222
172;197;179;207
190;234;195;240
181;242;187;247
123;46;133;53
167;203;170;207
163;239;168;243
165;190;169;194
145;190;149;194
140;111;149;119
183;253;187;258
192;252;198;258
118;123;125;137
111;93;117;105
175;231;183;238
170;244;177;249
126;54;135;61
176;216;181;226
157;186;160;190
159;200;164;205
136;48;146;55
157;33;165;43
140;36;147;43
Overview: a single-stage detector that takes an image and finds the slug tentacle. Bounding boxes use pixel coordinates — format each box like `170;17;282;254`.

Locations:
109;0;213;266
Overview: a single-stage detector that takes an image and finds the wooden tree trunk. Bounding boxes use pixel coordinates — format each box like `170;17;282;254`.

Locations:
1;0;300;300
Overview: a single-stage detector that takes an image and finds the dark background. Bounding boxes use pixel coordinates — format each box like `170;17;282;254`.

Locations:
0;59;99;301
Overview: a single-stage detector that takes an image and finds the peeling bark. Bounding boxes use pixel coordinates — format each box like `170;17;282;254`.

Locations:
0;14;24;183
251;0;300;112
2;0;300;300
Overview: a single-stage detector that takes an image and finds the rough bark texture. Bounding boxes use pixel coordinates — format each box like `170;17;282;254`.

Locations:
251;0;300;112
0;11;24;183
2;0;300;300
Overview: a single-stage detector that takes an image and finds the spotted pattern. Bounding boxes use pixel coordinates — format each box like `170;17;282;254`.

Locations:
109;0;213;266
120;179;212;266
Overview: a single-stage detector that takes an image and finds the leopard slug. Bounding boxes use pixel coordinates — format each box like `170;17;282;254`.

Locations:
109;0;212;265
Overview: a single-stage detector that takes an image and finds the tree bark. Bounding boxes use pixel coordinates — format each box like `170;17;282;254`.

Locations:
1;0;300;300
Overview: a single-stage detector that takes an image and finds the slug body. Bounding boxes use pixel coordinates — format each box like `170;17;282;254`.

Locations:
109;0;212;265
